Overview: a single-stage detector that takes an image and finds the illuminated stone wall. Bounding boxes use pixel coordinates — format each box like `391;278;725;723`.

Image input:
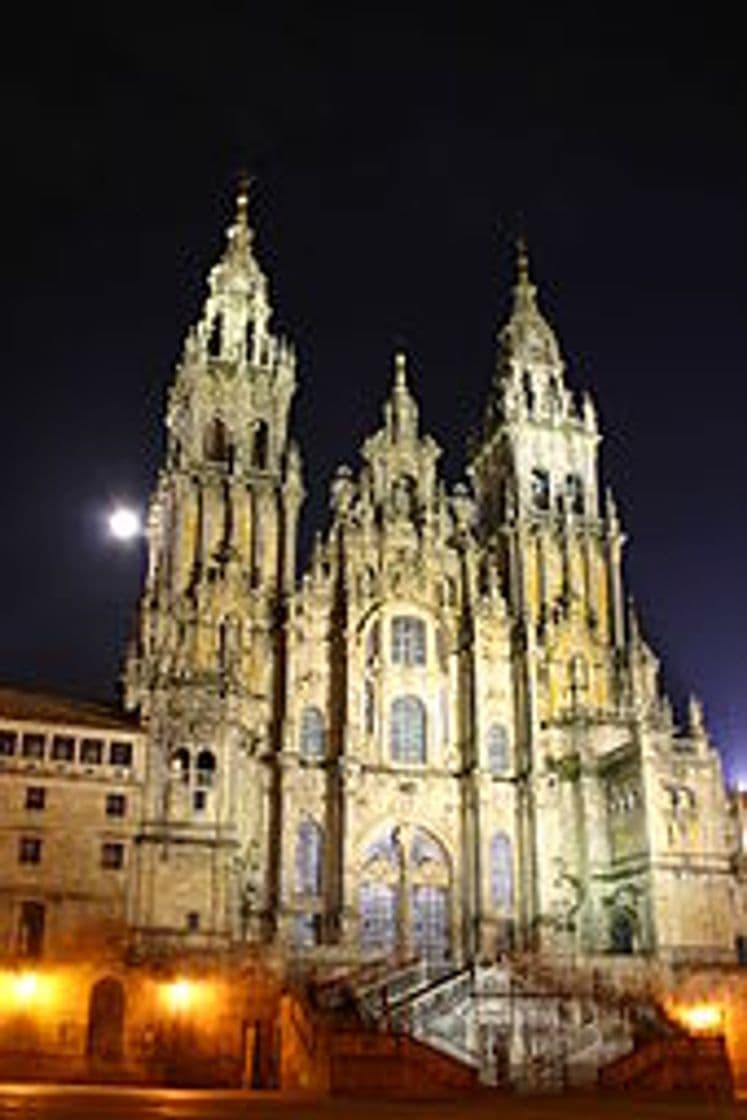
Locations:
120;194;742;968
0;697;143;958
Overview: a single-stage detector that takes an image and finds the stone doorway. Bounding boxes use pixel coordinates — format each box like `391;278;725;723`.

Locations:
359;824;451;962
86;976;125;1063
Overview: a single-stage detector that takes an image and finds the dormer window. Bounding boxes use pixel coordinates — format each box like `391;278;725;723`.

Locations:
530;468;550;512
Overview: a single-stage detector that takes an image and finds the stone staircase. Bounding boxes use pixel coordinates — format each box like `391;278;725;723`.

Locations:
337;955;642;1091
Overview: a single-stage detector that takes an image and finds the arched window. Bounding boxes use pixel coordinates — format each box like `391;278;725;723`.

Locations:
610;910;635;955
390;696;426;764
252;420;269;470
170;748;190;785
204;417;231;462
245;319;255;363
195;749;216;788
486;724;509;775
295;818;323;895
391;616;426;666
207;314;222;357
530;468;550;511
490;832;513;909
299;706;325;759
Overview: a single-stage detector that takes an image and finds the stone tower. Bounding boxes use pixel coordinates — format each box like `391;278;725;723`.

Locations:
126;185;304;945
469;242;627;950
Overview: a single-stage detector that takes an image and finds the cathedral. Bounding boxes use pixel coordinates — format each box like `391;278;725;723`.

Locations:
122;184;737;970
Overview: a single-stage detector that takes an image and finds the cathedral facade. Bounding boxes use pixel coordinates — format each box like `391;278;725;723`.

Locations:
123;187;737;968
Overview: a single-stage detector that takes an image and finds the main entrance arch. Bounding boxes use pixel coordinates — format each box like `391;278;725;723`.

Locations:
358;824;451;962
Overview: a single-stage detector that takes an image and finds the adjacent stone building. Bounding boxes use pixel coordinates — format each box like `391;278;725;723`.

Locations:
0;687;143;959
118;187;739;969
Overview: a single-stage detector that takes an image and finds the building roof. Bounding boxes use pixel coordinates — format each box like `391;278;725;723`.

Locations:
0;685;141;733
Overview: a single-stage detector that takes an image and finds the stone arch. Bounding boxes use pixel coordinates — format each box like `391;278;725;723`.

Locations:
356;821;453;962
86;975;125;1063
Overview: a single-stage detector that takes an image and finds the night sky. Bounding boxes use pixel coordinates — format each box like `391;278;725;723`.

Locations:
2;9;745;776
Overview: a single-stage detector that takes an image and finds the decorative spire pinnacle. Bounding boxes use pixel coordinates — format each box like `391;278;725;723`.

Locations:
516;234;530;288
394;350;408;391
512;234;538;312
236;172;250;231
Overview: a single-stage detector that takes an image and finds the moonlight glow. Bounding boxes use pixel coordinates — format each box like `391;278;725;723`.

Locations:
108;506;141;542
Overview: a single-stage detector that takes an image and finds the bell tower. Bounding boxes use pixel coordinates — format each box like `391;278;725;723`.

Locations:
126;184;304;947
470;242;625;725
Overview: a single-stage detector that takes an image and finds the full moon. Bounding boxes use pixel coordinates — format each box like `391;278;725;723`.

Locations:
108;506;141;542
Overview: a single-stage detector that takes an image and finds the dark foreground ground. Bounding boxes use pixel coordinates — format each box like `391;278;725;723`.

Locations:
0;1085;743;1120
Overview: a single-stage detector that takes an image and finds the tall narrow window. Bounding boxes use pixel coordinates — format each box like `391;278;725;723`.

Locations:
490;832;513;909
360;882;397;955
295;819;323;895
299;706;325;759
195;749;216;788
204;417;230;462
530;468;550;512
522;371;535;413
252;420;269;470
391;616;426;666
486;724;509;775
390;695;427;764
245;319;255;363
207;313;222;357
566;473;585;515
170;747;191;784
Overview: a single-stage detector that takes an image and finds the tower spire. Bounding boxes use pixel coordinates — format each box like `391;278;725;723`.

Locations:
516;234;530;289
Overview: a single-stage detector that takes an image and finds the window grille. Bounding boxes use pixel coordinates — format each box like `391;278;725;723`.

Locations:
295;819;323;895
299;707;325;759
490;832;513;909
486;724;509;774
359;882;397;955
391;616;426;666
390;696;427;764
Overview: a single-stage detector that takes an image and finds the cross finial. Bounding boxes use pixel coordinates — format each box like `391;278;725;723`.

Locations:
516;234;530;288
394;350;407;388
236;171;251;229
